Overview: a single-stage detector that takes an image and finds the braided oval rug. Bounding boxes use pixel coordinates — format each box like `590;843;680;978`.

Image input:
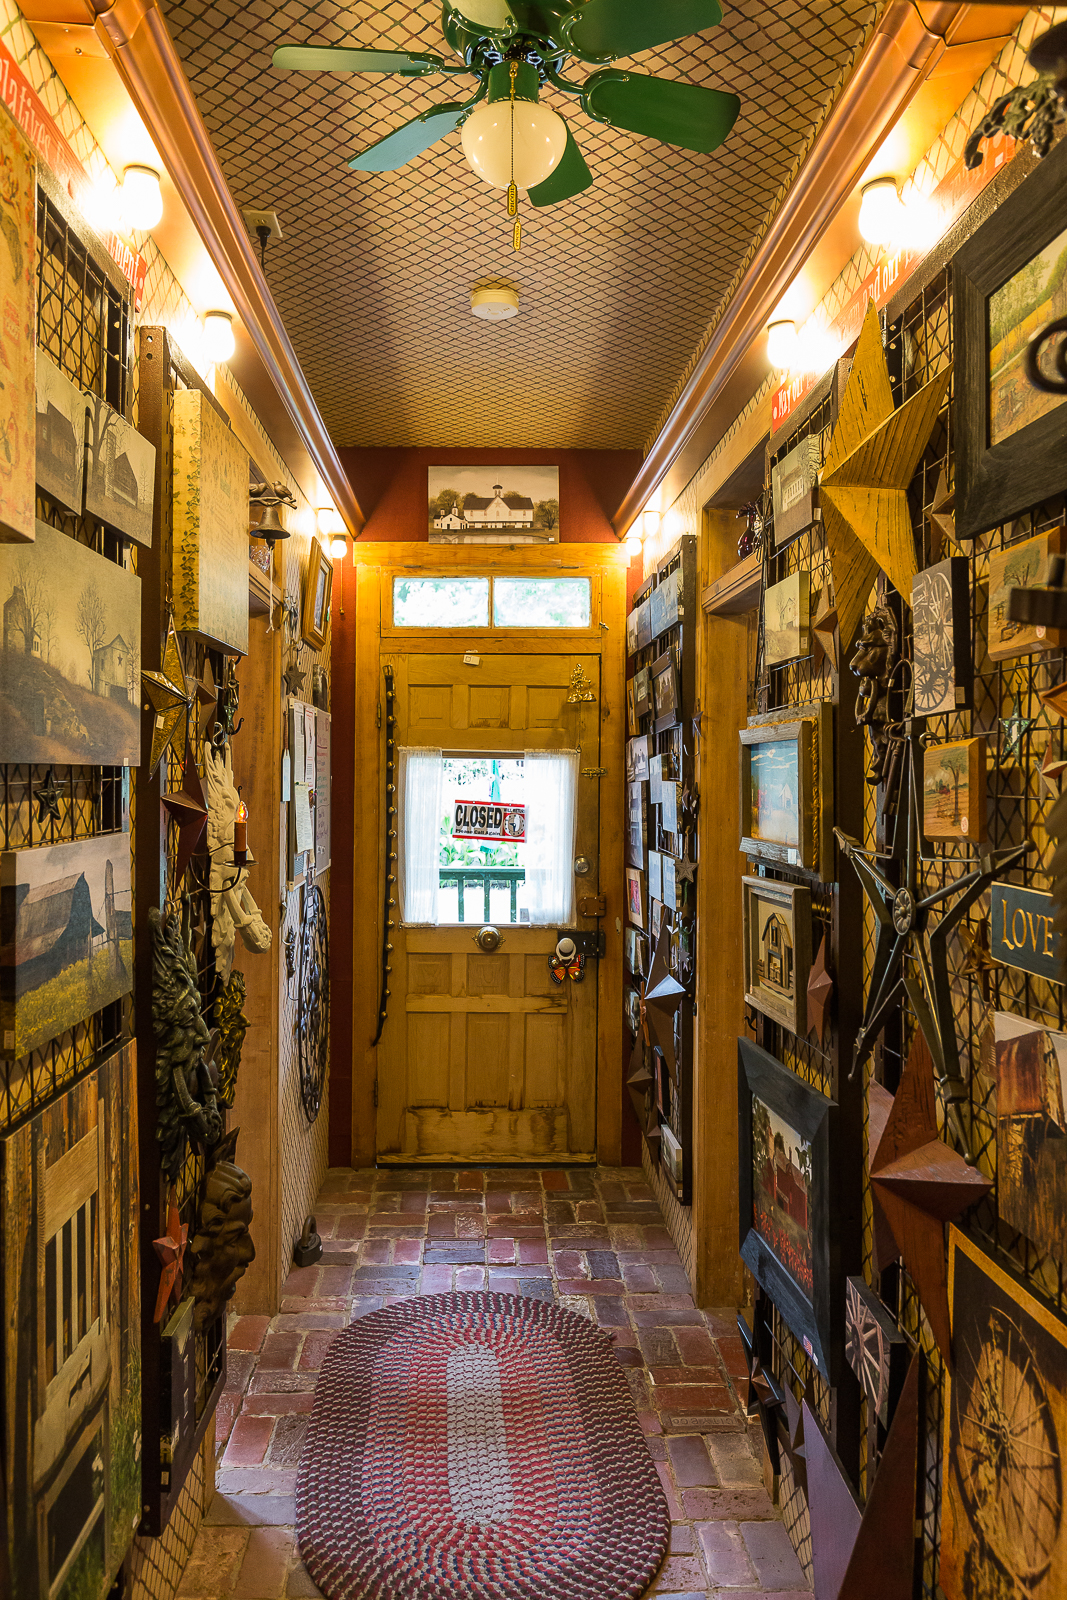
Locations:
296;1291;669;1600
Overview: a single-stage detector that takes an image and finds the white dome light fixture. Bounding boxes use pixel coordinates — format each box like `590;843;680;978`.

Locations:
859;177;905;246
462;95;566;192
471;285;520;321
121;164;163;231
202;310;235;363
767;318;799;370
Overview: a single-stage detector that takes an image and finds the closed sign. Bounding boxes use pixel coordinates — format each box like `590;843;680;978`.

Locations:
453;800;526;842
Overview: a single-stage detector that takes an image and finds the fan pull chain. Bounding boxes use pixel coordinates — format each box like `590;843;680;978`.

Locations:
508;60;521;251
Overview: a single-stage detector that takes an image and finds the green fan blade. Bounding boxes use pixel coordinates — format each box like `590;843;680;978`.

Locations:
347;102;469;172
273;45;447;75
528;123;592;207
582;70;739;154
447;0;516;33
566;0;723;61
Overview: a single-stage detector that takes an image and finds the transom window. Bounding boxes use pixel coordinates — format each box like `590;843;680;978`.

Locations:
392;575;591;629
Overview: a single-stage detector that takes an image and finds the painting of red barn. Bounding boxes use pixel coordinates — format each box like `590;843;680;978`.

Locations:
0;832;133;1059
993;1011;1067;1260
751;1094;814;1296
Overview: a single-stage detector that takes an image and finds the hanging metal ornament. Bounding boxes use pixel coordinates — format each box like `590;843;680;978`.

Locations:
372;666;398;1046
297;878;330;1122
143;615;193;776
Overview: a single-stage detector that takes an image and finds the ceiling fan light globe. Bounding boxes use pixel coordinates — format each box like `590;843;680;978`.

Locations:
461;100;567;190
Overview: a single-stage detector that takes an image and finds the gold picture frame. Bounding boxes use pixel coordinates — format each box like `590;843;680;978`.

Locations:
739;701;833;879
302;538;333;650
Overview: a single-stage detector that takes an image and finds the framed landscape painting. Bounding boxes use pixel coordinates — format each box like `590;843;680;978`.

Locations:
428;465;559;543
739;701;833;879
36;348;86;514
738;1036;837;1377
0;831;133;1059
764;570;810;665
0;520;141;766
922;738;987;842
85;393;156;547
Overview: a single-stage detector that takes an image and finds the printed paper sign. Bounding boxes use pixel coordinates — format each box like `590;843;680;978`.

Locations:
453;800;526;842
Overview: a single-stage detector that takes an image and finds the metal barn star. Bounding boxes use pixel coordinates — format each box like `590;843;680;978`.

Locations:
152;1191;188;1323
806;933;834;1047
1000;691;1034;761
1040;746;1067;798
641;921;686;1076
162;740;209;887
835;726;1031;1158
142;616;193;776
820;300;952;647
34;767;63;824
283;656;306;698
957;917;998;1002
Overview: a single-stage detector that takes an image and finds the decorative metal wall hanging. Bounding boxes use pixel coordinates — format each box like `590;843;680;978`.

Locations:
143;614;193;776
297;879;330;1122
1026;315;1067;394
820;300;951;646
204;738;271;981
249;478;295;544
566;662;597;703
285;923;297;984
188;1127;255;1332
845;1276;909;1427
33;768;62;824
849;600;900;784
150;900;222;1181
963;19;1067;168
214;970;249;1109
217;655;243;740
372;666;397;1046
152;1189;189;1324
806;932;834;1048
834;725;1031;1157
162;739;209;886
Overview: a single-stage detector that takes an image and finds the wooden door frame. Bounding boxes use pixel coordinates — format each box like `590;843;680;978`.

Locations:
347;543;627;1168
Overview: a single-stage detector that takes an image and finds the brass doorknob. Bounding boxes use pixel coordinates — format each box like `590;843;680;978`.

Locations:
474;925;503;951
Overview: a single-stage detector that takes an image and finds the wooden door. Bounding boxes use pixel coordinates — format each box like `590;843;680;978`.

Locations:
377;652;600;1163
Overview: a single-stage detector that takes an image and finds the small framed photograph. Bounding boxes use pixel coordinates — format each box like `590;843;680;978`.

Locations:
738;1037;838;1378
648;849;662;903
660;1122;684;1189
626;781;647;870
912;555;971;714
625;985;642;1036
954;135;1067;538
764;570;810;666
742;875;811;1035
302;538;334;650
634;665;653;719
626;676;639;735
626;608;640;658
739;701;833;879
987;527;1067;660
625;866;646;929
922;737;987;842
626;735;652;782
651;650;679;726
635;593;653;649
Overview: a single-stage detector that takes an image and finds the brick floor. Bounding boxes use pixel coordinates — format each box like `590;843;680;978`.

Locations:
182;1167;807;1598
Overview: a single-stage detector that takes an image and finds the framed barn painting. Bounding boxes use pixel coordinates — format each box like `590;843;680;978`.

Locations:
428;465;559;543
993;1011;1067;1262
911;555;971;715
955;135;1067;538
941;1227;1067;1600
739;701;833;879
738;1036;837;1377
1;1044;141;1600
172;388;249;654
922;738;987;843
0;519;141;767
85;393;156;547
986;527;1067;660
301;537;333;651
36;348;86;514
0;113;36;545
764;570;810;666
0;832;133;1059
742;875;811;1035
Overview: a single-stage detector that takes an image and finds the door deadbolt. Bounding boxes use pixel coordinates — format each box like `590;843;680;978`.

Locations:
574;856;592;876
474;925;503;951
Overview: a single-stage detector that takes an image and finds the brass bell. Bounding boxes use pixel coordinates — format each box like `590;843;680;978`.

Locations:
252;501;290;544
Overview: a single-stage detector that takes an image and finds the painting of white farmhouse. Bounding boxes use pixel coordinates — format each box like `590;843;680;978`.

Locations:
36;348;86;515
0;520;141;766
85;393;156;547
428;465;560;543
0;831;133;1058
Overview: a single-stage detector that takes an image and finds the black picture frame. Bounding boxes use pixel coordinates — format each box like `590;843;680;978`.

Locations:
954;135;1067;539
738;1036;838;1378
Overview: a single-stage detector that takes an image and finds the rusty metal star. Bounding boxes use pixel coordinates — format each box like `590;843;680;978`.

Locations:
34;767;64;824
152;1190;188;1324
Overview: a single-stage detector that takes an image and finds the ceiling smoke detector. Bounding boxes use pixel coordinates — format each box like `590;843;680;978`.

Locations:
471;285;519;322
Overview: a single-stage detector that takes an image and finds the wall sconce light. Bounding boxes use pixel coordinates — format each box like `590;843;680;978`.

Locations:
121;164;162;231
642;508;661;539
624;534;642;559
203;311;236;363
767;318;799;369
858;177;905;246
328;531;348;559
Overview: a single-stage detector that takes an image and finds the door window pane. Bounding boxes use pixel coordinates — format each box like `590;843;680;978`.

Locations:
439;758;528;925
493;577;591;628
393;577;489;627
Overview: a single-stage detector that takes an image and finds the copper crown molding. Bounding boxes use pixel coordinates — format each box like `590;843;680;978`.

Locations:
72;0;365;534
611;2;999;538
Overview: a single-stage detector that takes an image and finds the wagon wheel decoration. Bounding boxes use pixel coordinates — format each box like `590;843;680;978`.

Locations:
953;1306;1062;1586
297;881;330;1123
913;568;954;710
845;1282;891;1419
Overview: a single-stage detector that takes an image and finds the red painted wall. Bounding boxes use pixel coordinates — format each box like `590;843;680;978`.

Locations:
329;447;644;1166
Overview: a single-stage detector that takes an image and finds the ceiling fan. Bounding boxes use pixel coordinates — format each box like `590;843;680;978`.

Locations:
273;0;741;225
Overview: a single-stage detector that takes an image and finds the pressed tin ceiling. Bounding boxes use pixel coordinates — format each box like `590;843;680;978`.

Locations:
163;0;877;451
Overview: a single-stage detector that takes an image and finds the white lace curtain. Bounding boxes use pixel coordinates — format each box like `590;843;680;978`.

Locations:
524;748;579;926
398;747;443;925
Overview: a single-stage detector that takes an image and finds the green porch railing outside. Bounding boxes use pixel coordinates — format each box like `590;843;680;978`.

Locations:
439;866;526;923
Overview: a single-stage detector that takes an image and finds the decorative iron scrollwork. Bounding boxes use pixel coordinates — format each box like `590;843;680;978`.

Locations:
372;667;397;1045
297;879;330;1122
